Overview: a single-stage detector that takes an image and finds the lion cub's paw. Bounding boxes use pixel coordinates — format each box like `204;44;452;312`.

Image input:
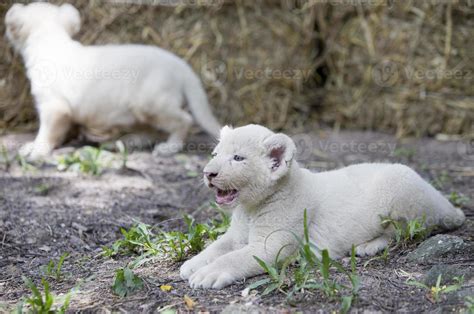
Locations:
19;142;35;157
188;264;235;289
180;257;208;280
355;236;390;257
19;142;50;162
153;142;183;157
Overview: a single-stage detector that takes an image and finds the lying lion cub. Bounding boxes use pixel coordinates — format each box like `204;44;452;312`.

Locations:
5;3;221;160
180;124;465;289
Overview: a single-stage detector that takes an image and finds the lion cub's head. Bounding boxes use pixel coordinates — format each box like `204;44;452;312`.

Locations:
204;124;296;208
5;3;81;51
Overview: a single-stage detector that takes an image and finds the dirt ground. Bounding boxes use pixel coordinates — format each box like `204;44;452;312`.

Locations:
0;129;473;313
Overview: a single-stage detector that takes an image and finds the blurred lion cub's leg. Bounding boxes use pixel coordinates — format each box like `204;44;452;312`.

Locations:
20;102;72;160
151;107;193;156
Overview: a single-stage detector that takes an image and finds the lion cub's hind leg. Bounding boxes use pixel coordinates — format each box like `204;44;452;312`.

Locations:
355;235;391;257
151;107;193;157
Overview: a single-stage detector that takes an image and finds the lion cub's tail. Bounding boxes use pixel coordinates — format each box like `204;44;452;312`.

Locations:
184;71;221;138
439;206;466;230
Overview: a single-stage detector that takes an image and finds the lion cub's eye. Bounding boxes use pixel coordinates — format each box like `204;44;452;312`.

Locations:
233;155;245;161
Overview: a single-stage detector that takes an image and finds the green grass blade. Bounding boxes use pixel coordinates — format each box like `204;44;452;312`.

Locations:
247;278;272;291
321;249;331;280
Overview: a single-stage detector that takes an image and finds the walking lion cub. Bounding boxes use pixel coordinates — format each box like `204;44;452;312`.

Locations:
5;3;221;160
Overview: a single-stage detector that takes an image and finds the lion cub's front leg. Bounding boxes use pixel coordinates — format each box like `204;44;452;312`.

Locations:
180;231;237;280
188;226;297;289
20;102;72;161
180;213;248;280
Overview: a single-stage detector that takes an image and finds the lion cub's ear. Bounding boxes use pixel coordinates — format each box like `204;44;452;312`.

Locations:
263;133;296;180
5;4;26;41
59;4;81;36
219;125;233;140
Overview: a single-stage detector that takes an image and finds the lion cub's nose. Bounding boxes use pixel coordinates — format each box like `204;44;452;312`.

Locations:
204;172;218;181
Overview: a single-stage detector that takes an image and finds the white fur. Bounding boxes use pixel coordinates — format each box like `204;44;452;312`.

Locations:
5;3;221;160
180;124;466;289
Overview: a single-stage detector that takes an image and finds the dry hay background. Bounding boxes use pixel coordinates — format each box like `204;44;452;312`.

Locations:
0;0;473;137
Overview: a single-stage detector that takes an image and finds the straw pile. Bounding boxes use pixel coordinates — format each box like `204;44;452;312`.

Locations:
315;0;474;137
0;0;472;137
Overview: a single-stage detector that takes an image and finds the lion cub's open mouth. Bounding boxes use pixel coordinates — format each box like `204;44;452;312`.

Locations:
215;189;239;205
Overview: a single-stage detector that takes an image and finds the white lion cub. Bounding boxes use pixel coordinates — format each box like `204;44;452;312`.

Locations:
180;124;465;289
5;3;221;160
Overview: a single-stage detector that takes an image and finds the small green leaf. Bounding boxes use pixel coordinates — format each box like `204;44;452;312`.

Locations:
443;285;460;294
340;295;353;314
407;280;428;289
112;267;143;298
